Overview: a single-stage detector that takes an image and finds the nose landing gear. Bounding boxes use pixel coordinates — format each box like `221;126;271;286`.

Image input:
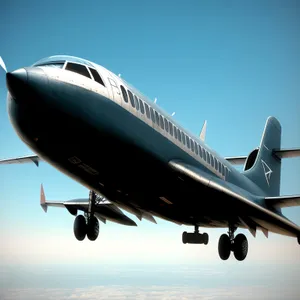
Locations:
218;225;248;261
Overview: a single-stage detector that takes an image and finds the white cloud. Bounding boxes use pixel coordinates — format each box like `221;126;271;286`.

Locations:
1;285;300;300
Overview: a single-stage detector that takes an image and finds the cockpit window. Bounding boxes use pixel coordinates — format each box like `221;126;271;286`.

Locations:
35;62;65;69
89;67;105;86
65;62;91;79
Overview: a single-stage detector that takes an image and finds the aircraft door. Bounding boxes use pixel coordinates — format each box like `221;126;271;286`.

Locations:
108;78;122;105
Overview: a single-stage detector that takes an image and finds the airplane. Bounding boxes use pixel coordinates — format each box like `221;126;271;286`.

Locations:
0;55;299;261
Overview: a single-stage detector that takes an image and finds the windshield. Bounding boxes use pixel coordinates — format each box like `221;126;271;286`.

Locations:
32;55;94;67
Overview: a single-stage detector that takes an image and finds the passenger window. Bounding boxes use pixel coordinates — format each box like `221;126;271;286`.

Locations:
120;85;128;103
65;62;91;78
159;115;164;130
128;90;135;107
89;68;105;86
139;99;145;114
207;152;210;164
198;145;202;158
164;118;169;132
134;95;139;111
214;158;218;170
145;103;150;118
203;149;206;161
178;129;182;142
155;111;160;125
186;136;190;148
150;108;155;123
191;139;194;151
181;132;185;145
174;126;177;139
169;122;173;136
219;162;222;173
195;143;198;155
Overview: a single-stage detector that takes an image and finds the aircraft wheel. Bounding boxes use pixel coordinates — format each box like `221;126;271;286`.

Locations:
233;233;248;261
87;216;99;241
203;233;209;245
297;236;300;245
74;215;87;241
218;234;231;260
182;231;188;244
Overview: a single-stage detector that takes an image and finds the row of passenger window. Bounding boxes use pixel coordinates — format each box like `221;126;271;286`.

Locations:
120;85;228;178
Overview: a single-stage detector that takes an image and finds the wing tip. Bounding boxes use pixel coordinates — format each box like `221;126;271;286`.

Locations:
40;184;47;213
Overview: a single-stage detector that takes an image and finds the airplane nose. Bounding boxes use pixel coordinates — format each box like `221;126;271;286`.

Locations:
6;68;28;101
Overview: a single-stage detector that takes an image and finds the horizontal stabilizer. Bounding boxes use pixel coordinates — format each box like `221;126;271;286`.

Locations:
225;148;300;165
225;156;247;165
265;195;300;208
273;148;300;159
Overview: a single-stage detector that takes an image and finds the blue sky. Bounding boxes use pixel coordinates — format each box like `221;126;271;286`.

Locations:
0;1;300;299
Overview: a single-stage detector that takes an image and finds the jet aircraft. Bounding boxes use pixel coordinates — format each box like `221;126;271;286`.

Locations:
1;55;299;261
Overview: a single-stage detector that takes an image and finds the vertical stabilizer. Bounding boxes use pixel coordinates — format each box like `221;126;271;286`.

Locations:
243;117;281;196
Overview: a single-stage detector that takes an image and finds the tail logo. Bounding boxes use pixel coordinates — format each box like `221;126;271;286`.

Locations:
261;160;272;186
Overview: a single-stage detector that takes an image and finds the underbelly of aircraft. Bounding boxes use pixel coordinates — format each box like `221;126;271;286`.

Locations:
9;92;295;235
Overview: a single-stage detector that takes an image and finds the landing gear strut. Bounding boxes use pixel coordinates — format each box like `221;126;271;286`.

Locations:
182;226;209;245
73;190;99;241
218;225;248;261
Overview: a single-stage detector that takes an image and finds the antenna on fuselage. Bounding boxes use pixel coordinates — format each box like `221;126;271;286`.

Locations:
154;97;157;104
171;112;176;116
200;120;207;142
118;74;121;77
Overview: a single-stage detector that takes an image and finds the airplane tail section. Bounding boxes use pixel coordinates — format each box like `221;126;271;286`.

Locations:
243;117;282;197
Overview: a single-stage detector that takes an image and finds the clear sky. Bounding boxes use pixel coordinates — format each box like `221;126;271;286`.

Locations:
0;1;300;299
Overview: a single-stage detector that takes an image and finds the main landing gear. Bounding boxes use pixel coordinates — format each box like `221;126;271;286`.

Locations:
73;190;100;241
218;226;248;261
182;226;209;245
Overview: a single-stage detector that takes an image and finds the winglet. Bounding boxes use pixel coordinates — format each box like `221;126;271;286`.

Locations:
200;120;207;142
40;184;47;213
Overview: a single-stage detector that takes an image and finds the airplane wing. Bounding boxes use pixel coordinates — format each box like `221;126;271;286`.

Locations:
225;148;300;165
265;195;300;208
168;159;300;237
40;185;137;226
0;155;40;166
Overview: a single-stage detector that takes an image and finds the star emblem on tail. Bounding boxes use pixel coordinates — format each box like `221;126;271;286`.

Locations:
261;159;272;186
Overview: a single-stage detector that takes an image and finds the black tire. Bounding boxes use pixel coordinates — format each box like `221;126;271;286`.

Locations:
233;233;248;261
182;231;187;244
203;233;209;245
218;234;231;260
87;216;99;241
74;215;87;241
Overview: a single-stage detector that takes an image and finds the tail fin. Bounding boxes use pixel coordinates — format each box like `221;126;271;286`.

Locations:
243;117;281;196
